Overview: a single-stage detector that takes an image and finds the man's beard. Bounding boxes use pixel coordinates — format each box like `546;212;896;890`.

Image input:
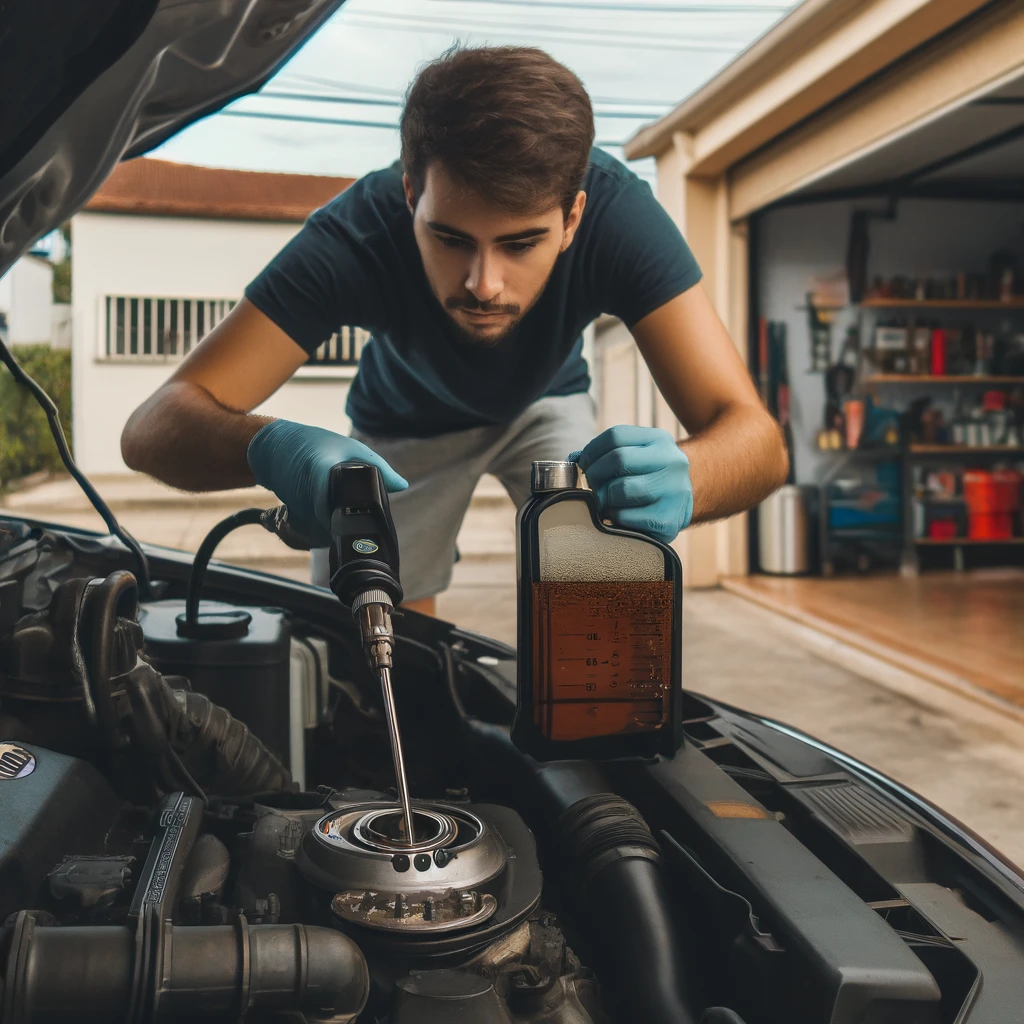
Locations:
444;295;525;348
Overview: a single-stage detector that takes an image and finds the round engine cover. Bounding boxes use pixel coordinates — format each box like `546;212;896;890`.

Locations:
300;802;507;895
296;801;540;945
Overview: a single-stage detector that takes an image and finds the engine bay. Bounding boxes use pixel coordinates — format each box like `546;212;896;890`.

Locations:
2;518;1024;1024
0;521;661;1024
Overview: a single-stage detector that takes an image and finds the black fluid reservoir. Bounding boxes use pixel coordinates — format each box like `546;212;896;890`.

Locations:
512;460;683;762
139;600;291;763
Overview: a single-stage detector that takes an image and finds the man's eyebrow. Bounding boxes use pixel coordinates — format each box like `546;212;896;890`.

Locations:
427;222;550;243
427;222;474;241
496;227;550;243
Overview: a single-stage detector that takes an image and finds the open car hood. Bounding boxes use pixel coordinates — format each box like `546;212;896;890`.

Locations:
0;0;345;279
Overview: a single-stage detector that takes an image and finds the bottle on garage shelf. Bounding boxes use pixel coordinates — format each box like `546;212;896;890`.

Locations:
911;322;931;375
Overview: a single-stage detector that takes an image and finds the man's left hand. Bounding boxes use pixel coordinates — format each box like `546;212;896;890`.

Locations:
573;425;692;546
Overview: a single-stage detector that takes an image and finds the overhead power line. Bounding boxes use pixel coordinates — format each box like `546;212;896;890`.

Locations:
221;110;399;131
278;74;404;98
338;11;742;51
263;91;403;108
342;7;746;43
421;0;790;11
219;106;629;147
275;72;678;109
260;89;668;119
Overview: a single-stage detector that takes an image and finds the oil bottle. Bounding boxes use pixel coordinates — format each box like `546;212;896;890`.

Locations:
512;460;683;762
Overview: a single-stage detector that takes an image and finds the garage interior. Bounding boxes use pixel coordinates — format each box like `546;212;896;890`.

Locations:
735;65;1024;715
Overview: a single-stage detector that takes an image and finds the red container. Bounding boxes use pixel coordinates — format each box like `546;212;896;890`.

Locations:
928;519;958;540
962;470;1020;514
964;471;995;513
982;390;1007;412
968;512;1013;540
929;328;946;375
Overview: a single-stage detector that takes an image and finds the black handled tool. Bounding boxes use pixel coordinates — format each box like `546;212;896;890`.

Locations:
327;462;415;845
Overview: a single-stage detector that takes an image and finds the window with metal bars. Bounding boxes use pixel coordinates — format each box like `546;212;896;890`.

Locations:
103;296;236;358
101;295;367;366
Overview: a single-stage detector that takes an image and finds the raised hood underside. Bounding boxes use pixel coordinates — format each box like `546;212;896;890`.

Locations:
0;0;345;279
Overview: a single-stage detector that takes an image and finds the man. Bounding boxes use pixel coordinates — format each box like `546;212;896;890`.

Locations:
122;46;788;614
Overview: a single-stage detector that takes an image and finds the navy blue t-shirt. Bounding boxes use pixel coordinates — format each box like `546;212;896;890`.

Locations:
245;148;702;438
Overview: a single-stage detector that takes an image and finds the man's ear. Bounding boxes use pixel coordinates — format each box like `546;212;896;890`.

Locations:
402;173;417;215
560;191;587;252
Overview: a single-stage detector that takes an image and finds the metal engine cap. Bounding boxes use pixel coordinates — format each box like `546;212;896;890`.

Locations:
299;802;509;906
352;807;458;854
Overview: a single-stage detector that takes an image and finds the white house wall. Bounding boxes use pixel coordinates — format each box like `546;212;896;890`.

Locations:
72;212;355;475
0;256;54;345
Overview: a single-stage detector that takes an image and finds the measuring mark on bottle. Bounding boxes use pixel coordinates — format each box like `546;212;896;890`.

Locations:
532;580;674;741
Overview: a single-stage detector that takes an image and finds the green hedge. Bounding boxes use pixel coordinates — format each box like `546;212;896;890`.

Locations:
0;345;72;490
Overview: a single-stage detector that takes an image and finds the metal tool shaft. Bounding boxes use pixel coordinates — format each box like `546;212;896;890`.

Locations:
377;665;416;846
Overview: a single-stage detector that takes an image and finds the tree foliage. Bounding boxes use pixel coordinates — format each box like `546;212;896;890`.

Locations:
0;345;71;489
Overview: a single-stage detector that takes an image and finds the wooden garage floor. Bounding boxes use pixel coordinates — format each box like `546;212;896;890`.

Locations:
721;571;1024;714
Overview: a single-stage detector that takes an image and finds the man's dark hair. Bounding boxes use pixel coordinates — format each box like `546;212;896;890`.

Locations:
401;46;595;218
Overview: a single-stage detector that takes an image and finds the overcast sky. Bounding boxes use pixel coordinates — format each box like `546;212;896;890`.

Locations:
155;0;795;188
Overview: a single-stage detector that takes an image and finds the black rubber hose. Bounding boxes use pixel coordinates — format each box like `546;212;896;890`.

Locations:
127;661;292;795
1;912;369;1023
82;570;140;749
174;687;292;795
0;338;153;599
550;787;699;1024
462;719;701;1024
184;507;267;627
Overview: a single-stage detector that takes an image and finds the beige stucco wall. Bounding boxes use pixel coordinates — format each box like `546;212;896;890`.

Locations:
71;211;355;475
635;135;750;587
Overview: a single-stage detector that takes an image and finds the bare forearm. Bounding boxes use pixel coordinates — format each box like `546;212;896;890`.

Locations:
121;380;272;491
681;403;788;523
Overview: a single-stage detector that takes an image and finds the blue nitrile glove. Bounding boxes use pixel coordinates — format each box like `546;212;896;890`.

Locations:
247;420;408;548
571;425;692;545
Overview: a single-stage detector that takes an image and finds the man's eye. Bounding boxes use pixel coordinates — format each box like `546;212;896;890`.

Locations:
438;235;470;249
505;242;537;254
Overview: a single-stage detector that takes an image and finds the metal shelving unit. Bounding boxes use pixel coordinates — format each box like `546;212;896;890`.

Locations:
901;445;1024;575
808;295;1024;575
909;444;1021;454
852;298;1024;575
866;375;1024;384
861;298;1024;310
915;537;1024;546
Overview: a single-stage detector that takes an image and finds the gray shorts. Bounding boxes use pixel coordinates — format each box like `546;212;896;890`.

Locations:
310;392;597;601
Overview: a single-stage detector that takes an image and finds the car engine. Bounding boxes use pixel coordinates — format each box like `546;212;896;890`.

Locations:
0;521;656;1024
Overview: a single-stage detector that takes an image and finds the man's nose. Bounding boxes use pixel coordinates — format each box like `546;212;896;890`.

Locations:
465;251;503;303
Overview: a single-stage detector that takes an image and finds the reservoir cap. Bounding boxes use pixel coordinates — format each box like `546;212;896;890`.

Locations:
531;460;579;493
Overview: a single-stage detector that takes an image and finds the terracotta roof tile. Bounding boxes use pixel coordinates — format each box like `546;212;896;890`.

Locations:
84;157;355;222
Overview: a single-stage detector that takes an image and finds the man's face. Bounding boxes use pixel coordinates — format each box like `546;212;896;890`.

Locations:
405;163;586;345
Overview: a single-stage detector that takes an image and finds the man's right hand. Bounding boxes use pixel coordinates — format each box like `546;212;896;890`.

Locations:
248;420;408;547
